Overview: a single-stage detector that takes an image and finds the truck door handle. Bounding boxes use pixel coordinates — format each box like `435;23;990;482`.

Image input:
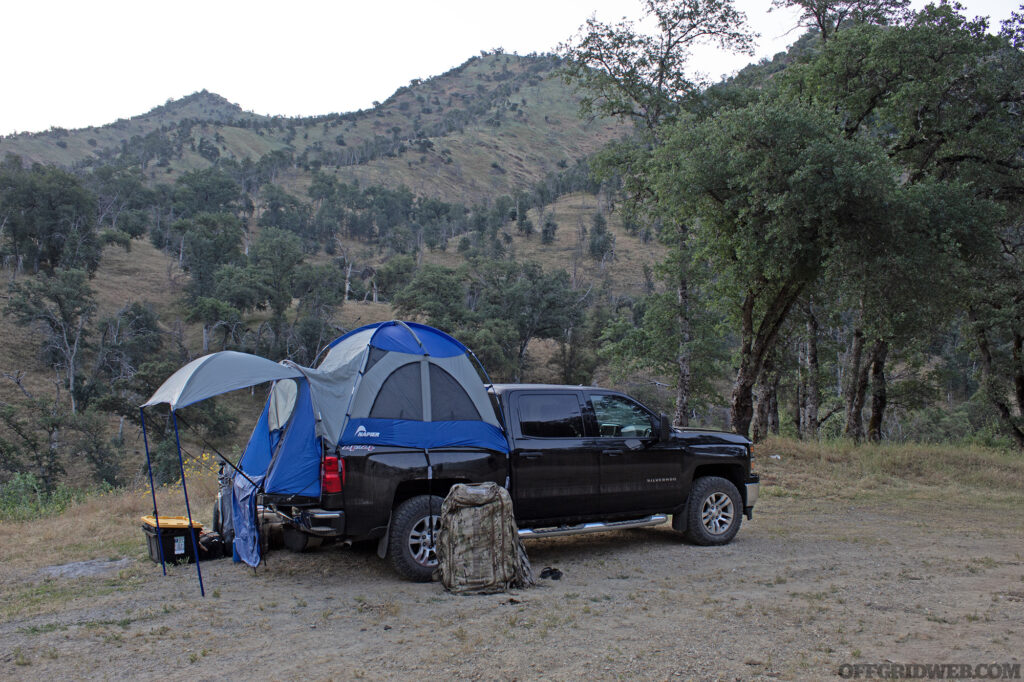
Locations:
520;451;543;459
602;449;624;456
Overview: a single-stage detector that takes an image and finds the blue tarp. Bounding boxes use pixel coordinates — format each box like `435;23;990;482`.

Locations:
231;472;264;567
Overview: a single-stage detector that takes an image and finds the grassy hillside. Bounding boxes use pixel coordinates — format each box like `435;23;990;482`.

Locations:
0;54;626;206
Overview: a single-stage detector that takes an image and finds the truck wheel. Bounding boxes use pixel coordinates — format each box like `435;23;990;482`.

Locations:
683;476;742;546
387;495;443;582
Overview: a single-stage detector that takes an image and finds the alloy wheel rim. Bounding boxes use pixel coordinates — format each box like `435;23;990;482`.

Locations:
408;514;441;566
700;491;735;535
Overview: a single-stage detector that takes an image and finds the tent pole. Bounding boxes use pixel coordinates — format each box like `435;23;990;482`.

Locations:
139;408;166;576
172;411;205;597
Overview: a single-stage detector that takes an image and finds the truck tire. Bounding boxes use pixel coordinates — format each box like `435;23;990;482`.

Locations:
387;495;443;582
682;476;742;546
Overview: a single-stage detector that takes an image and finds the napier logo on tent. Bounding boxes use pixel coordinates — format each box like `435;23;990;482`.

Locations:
355;425;380;438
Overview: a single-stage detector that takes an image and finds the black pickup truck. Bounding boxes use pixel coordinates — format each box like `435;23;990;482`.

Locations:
230;384;759;581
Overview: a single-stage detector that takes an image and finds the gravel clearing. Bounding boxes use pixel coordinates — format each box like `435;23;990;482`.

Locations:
2;490;1023;681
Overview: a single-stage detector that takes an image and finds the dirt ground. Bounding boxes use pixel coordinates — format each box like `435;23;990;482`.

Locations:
2;485;1023;681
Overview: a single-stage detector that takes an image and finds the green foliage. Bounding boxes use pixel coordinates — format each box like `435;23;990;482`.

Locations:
375;255;417;298
250;226;304;343
587;212;614;261
173;167;240;218
600;284;729;413
83;301;165;412
540;214;558;244
293;263;346;318
5;269;96;413
178;212;243;301
560;0;756;131
0;473;103;522
260;184;313;247
773;0;909;44
394;260;580;380
0;156;101;272
777;3;1024;444
0;386;124;491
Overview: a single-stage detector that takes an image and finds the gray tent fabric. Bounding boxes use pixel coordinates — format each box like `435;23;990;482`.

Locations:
143;351;303;410
435;482;535;594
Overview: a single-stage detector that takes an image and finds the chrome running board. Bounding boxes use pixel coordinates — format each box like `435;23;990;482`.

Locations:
519;514;669;539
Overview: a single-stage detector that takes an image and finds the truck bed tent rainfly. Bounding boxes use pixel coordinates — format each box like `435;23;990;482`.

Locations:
141;321;507;587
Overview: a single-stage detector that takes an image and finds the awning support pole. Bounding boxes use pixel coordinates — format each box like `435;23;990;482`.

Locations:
139;408;166;576
172;411;205;597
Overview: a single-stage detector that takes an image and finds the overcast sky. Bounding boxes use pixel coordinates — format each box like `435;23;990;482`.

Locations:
2;0;1018;135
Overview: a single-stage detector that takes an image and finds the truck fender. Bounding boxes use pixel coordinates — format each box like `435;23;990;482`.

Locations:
376;511;393;559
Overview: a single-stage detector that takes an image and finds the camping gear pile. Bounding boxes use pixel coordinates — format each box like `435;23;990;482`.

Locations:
435;482;535;594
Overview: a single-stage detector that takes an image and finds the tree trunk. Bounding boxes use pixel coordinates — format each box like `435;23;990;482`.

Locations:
792;376;804;440
751;354;780;442
201;324;211;354
751;384;770;443
974;318;1024;449
1014;332;1024;416
768;370;780;435
867;339;889;442
805;304;820;439
673;275;691;427
729;280;805;438
844;328;867;442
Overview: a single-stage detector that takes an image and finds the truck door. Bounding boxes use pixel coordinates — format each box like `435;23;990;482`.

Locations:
587;392;684;516
509;390;601;523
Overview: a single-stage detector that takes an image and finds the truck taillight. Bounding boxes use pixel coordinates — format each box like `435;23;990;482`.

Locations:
322;455;342;494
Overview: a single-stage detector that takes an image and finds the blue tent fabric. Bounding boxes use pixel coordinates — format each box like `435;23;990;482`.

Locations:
264;380;321;498
329;320;468;357
238;402;273;477
231;472;264;567
342;418;509;452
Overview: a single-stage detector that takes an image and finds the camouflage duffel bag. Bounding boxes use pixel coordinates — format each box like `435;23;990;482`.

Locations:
436;482;535;594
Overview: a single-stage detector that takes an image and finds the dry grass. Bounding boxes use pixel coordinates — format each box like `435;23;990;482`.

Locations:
754;436;1024;506
0;467;218;572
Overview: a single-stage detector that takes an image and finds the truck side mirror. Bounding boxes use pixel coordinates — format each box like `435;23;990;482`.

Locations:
659;413;672;442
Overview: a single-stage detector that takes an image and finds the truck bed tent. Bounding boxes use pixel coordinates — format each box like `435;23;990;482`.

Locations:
142;321;506;582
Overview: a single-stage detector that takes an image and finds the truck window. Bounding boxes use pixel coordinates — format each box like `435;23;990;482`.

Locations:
589;394;654;438
518;394;584;438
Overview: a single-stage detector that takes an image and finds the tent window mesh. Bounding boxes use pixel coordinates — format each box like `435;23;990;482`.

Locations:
363;346;388;374
268;379;298;432
369;363;423;420
430;364;481;421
